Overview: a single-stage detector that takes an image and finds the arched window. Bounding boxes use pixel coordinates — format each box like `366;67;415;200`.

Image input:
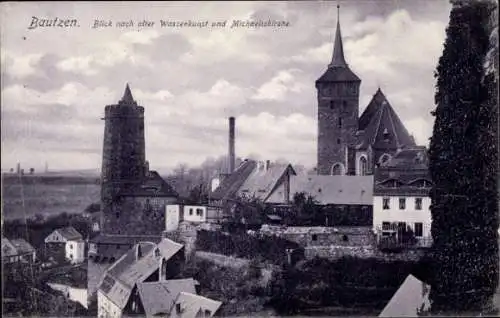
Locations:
331;163;345;175
359;156;368;176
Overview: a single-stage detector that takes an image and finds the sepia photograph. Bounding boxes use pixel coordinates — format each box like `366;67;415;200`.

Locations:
1;0;498;317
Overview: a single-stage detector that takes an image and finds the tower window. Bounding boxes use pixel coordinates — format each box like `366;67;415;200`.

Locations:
342;101;347;111
337;138;341;144
338;117;342;128
330;101;334;109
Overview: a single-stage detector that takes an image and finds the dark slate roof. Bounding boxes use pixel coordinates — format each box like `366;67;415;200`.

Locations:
119;170;178;198
357;88;416;150
316;12;360;84
56;226;83;241
316;66;361;83
137;279;198;317
98;238;184;309
210;160;257;201
374;147;432;196
237;163;296;202
118;83;138;107
288;175;374;205
382;147;429;169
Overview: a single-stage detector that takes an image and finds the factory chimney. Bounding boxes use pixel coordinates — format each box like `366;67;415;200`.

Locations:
228;117;236;174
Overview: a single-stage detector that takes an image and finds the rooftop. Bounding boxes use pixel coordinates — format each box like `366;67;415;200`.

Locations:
137;279;198;317
98;238;184;309
285;175;374;205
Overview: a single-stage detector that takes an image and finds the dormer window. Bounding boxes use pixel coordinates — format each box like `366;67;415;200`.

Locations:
383;128;390;141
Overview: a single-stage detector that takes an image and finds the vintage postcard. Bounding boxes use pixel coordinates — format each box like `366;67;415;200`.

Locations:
1;1;498;317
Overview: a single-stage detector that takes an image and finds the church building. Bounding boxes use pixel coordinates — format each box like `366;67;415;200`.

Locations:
316;6;418;176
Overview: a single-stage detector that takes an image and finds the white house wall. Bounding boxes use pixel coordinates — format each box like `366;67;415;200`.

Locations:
373;195;432;238
183;205;207;223
66;240;85;264
165;205;181;232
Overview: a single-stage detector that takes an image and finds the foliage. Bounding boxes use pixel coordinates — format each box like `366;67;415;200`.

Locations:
3;263;88;317
2;211;91;249
196;229;304;266
428;0;498;313
287;192;321;225
180;258;268;315
268;256;422;315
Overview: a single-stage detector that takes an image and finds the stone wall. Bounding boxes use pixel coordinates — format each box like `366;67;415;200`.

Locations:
261;226;375;248
102;196;177;235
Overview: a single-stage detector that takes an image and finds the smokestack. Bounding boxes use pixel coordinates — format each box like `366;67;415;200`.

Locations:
228;117;235;174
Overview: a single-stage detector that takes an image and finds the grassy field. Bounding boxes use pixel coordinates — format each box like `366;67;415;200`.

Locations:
2;175;100;220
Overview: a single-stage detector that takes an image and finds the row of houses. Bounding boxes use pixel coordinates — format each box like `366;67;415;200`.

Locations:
201;147;433;247
96;235;222;318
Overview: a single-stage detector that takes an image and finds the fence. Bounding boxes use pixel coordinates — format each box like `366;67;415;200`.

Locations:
195;229;304;266
374;223;433;251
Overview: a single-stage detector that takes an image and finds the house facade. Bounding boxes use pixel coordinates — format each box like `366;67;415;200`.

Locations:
97;238;185;317
2;237;36;264
44;226;85;263
97;237;221;318
373;148;432;247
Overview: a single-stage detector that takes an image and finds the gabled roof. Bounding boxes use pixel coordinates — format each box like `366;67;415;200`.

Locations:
119;170;179;198
9;238;35;254
2;238;19;257
237;163;296;202
357;88;416;150
98;238;184;309
210;160;257;201
289;175;373;205
55;226;83;241
137;279;198;317
173;292;222;318
379;274;430;317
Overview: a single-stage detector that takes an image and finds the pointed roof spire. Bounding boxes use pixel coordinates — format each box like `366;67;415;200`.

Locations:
329;4;348;68
122;83;134;102
119;83;137;106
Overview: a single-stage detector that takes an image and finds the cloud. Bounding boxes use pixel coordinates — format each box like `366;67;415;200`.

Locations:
0;2;451;171
252;69;307;101
1;51;44;79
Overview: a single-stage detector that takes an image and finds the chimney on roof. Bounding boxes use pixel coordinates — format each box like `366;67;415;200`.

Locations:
136;244;142;260
266;160;271;171
228;117;236;174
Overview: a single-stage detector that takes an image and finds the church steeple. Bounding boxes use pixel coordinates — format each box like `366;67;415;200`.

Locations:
329;4;347;68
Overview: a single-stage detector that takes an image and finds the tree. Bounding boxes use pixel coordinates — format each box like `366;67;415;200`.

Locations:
29;168;35;175
428;1;498;313
291;192;320;225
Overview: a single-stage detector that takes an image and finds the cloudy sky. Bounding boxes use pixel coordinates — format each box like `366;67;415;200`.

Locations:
1;1;452;173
